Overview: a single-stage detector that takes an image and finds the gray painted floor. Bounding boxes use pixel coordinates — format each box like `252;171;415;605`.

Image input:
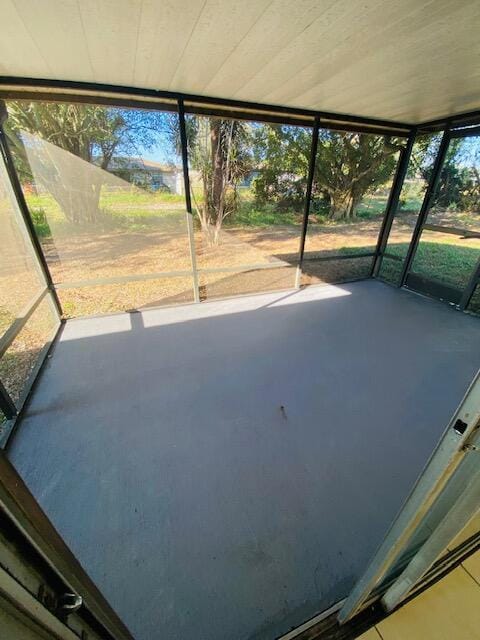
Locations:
8;281;480;640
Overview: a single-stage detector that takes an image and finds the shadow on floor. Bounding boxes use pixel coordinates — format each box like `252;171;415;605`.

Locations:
7;281;480;640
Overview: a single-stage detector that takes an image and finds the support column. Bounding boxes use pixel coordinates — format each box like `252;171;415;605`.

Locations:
295;116;320;289
0;380;16;420
459;256;480;310
399;126;451;286
178;98;200;303
372;129;416;278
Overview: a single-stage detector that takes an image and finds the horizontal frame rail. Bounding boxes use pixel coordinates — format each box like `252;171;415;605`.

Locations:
0;88;411;136
381;252;404;262
419;109;480;133
52;254;374;291
422;223;480;239
198;262;293;273
449;125;480;139
52;263;295;290
0;76;414;135
404;273;463;305
1;77;478;136
303;251;375;262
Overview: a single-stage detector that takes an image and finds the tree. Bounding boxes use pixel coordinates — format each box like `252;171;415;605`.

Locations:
186;116;252;243
5;101;164;224
252;126;401;220
313;131;400;219
251;124;311;209
458;144;480;211
409;134;480;211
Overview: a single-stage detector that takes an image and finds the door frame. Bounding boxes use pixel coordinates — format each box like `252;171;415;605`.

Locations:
0;451;135;640
338;370;480;623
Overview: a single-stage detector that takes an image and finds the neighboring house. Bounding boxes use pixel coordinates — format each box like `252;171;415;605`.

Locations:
107;156;184;194
239;169;261;188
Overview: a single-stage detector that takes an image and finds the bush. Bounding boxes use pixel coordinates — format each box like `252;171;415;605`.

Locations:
30;208;50;237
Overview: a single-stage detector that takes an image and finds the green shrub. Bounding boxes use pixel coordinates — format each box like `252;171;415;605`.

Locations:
30;208;51;237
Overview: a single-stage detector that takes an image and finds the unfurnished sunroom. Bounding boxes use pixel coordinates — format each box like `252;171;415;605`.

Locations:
0;2;479;640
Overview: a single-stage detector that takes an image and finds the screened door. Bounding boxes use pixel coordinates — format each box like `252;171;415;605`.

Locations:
338;371;480;623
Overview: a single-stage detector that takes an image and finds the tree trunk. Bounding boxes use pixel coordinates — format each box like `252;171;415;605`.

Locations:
198;118;226;245
347;187;362;218
211;120;223;216
329;191;351;219
329;189;362;219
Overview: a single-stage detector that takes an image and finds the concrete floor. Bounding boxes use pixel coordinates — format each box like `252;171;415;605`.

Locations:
8;280;480;640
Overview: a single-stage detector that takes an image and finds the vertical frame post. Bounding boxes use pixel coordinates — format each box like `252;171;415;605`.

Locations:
399;126;451;287
372;129;417;278
178;98;200;303
459;256;480;310
0;380;17;420
295;116;320;289
0;101;62;318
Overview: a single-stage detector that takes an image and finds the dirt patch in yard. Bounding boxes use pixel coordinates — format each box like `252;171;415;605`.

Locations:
31;215;422;317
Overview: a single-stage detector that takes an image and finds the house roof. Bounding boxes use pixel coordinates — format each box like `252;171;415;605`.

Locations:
109;157;179;173
0;0;479;125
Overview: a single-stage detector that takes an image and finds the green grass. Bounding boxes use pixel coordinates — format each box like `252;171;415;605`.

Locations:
381;241;480;290
21;189;480;297
25;191;187;236
356;195;389;219
228;202;301;227
468;286;480;314
100;190;185;206
23;188;420;237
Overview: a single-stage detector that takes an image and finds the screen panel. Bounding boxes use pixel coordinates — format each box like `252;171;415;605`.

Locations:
377;255;403;285
199;266;296;301
301;255;373;286
5;100;194;317
57;276;195;317
426;135;479;232
304;129;402;281
411;230;480;291
0;297;57;405
0;143;46;336
381;134;443;263
186;114;311;295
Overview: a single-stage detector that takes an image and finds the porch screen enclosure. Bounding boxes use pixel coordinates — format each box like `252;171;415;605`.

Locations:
0;91;479;429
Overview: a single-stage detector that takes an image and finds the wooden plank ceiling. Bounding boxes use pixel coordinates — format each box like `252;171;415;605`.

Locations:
0;0;479;124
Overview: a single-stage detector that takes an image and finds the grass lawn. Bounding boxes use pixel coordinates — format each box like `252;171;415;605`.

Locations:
383;239;480;290
5;188;478;318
